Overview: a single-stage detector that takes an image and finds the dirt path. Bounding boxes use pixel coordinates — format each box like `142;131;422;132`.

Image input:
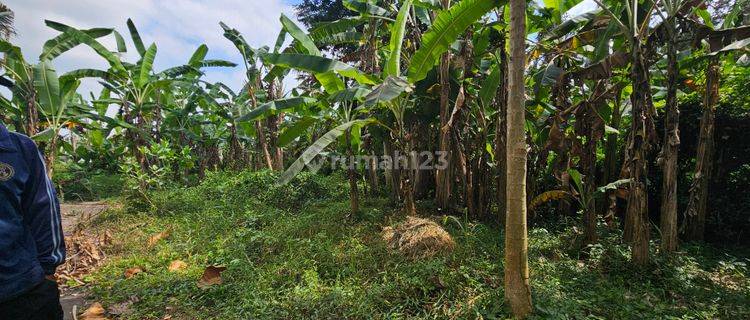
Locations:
60;202;110;235
59;202;110;320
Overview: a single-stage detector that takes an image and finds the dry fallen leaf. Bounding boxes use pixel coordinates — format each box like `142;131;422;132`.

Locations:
197;265;227;289
168;260;188;272
147;230;170;247
80;302;108;320
124;267;143;279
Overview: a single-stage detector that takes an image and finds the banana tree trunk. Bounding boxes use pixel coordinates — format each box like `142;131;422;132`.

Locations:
400;128;416;216
505;0;532;316
254;120;274;170
685;57;720;241
266;114;284;170
345;129;360;215
577;100;601;245
44;135;57;178
436;52;453;210
626;44;652;266
25;91;38;137
435;0;453;211
228;124;247;170
602;92;622;227
384;139;400;203
660;23;680;252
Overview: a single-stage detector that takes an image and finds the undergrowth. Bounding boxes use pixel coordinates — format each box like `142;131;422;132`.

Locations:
85;170;750;319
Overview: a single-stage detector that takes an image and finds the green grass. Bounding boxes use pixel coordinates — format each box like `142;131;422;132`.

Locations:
84;170;750;319
54;162;124;201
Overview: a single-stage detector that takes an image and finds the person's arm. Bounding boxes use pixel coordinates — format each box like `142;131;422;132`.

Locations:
21;140;65;275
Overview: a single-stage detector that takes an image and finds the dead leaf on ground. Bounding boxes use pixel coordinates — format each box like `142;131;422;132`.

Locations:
168;260;187;272
80;302;108;320
147;230;170;247
124;267;143;279
197;266;227;289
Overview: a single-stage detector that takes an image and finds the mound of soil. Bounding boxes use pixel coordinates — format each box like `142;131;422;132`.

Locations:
382;216;455;259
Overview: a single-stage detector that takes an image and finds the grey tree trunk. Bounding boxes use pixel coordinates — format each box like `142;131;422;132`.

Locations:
504;0;532;316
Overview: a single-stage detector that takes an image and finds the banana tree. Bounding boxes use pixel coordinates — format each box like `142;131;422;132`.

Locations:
0;38;108;176
264;0;502;216
31;61;94;177
0;39;37;135
48;19;234;169
592;0;662;265
682;4;750;241
221;20;295;170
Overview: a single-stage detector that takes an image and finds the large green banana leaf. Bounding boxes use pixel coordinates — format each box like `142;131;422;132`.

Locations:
407;0;500;83
279;117;318;147
32;61;61;117
384;0;413;77
40;27;125;72
237;97;318;122
280;14;320;56
137;43;157;89
365;76;412;106
261;53;376;86
278;118;377;185
343;0;389;17
127;18;146;56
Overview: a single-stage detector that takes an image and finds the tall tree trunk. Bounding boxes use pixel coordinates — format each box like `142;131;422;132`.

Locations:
660;21;680;252
505;0;532;316
345;129;360;215
435;0;453;211
685;57;720;241
626;43;652;266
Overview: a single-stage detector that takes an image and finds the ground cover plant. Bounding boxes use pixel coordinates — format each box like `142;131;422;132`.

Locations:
1;0;750;318
83;171;750;319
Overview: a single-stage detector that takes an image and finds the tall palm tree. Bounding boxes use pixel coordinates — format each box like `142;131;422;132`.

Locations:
504;0;532;317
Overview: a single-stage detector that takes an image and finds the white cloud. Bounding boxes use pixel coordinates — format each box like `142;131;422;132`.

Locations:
5;0;300;96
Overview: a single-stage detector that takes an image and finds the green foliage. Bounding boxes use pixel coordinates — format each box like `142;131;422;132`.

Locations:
52;162;123;201
85;172;750;319
120;141;195;203
406;0;499;83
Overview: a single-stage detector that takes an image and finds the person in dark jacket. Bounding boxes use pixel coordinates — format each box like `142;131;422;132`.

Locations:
0;123;65;319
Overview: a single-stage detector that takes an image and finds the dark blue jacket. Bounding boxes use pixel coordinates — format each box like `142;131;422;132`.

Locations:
0;123;65;302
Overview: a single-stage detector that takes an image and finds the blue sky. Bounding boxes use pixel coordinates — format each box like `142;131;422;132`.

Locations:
5;0;304;97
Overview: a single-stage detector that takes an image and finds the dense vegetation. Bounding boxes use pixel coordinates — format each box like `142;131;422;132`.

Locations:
87;171;750;319
1;0;750;318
